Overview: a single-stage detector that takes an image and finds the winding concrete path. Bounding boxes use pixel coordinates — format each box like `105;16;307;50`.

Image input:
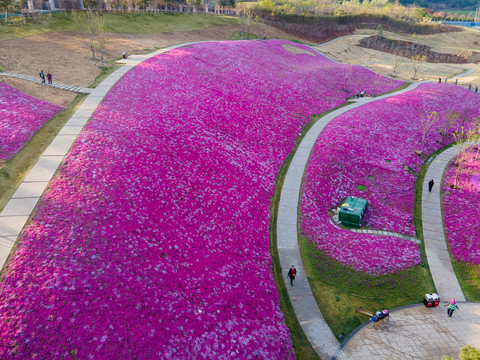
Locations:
277;82;422;359
0;40;477;360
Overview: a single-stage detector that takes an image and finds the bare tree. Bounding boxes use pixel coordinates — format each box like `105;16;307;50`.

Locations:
420;111;439;144
452;127;469;189
343;64;353;92
371;72;381;97
437;110;460;144
95;13;107;68
73;9;98;60
470;118;480;160
391;52;401;77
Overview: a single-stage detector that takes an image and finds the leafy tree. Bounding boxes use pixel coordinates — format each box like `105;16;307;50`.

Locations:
377;24;383;36
442;345;480;360
0;0;13;23
411;54;426;80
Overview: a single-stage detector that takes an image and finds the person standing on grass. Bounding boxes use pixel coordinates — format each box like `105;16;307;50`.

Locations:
46;72;52;85
287;265;297;286
428;179;434;192
447;298;459;317
39;70;45;83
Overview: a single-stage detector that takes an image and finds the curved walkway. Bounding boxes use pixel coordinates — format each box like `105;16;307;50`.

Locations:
0;43;192;270
277;82;422;359
330;212;420;244
0;72;93;94
0;41;475;359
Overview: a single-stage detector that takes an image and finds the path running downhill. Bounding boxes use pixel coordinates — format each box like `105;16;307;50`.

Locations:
422;146;466;303
0;72;93;94
0;44;192;270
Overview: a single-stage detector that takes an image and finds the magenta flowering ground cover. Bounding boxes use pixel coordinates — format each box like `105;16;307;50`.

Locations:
443;146;480;264
0;83;62;160
0;41;401;359
301;83;480;275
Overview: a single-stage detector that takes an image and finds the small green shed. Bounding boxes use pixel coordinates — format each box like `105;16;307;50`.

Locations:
339;197;368;227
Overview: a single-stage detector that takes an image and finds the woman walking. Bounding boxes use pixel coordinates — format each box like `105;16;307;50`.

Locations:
447;298;460;317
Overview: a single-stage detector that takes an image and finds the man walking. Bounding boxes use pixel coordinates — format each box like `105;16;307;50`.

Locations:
428;179;434;192
287;265;297;286
39;70;45;83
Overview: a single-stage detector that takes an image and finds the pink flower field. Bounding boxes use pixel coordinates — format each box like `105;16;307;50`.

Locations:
443;146;480;264
301;83;480;275
0;83;62;160
0;41;401;359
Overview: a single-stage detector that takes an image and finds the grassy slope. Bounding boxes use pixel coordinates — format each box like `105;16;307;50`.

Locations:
0;12;240;41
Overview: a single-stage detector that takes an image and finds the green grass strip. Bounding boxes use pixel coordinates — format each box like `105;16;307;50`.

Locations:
0;12;240;41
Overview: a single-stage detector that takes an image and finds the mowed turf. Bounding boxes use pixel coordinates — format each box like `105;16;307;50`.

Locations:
0;12;240;41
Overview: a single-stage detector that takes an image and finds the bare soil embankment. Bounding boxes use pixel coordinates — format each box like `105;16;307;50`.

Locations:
0;24;309;106
317;29;480;85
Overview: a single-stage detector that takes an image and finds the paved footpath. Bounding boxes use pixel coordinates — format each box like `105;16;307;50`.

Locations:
1;42;477;359
0;72;93;94
337;303;480;359
0;43;192;270
333;133;477;360
277;82;421;359
422;146;465;303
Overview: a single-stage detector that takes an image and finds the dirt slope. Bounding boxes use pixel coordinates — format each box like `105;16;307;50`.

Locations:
0;24;309;106
317;29;480;86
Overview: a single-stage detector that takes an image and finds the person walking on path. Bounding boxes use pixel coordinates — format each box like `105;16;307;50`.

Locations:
46;72;52;85
428;179;434;192
39;70;45;84
287;265;297;286
447;298;460;317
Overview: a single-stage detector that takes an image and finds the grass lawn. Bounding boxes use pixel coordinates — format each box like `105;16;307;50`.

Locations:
299;234;433;339
452;261;480;302
0;12;240;41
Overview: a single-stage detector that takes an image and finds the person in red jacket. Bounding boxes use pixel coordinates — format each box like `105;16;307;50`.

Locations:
287;265;297;286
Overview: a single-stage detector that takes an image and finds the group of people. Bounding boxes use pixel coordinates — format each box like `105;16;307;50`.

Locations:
438;77;478;92
39;70;53;85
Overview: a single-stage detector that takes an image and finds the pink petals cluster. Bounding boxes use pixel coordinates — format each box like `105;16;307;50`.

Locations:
443;146;480;264
301;83;480;275
0;41;400;359
0;83;62;160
